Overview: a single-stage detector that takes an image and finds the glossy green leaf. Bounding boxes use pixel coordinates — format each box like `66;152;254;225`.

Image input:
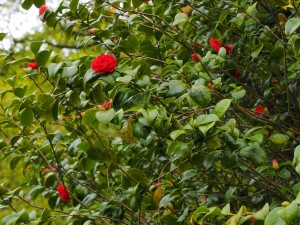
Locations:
30;41;43;55
0;33;7;41
269;134;288;145
21;108;34;127
70;0;79;13
95;108;115;124
285;17;300;37
36;50;51;66
173;13;188;26
213;99;232;118
170;130;185;140
21;0;34;9
251;43;264;58
189;84;211;107
265;207;286;225
48;63;63;78
167;80;187;97
246;2;257;16
253;203;269;220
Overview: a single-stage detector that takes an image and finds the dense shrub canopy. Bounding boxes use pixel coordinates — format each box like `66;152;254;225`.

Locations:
1;0;300;224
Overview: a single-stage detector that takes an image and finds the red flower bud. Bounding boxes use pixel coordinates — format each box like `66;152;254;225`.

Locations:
250;217;256;223
57;183;69;202
255;105;265;115
27;62;39;69
91;54;117;75
39;5;48;16
88;28;99;35
193;42;200;48
191;53;200;62
272;159;279;170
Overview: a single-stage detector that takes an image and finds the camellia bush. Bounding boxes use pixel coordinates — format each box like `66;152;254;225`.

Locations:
2;0;300;224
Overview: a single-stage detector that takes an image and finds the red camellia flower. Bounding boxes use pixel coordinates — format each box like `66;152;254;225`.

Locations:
39;5;48;16
28;62;39;69
91;54;117;75
191;53;200;62
97;99;113;109
209;38;233;55
57;183;69;202
272;159;279;170
255;105;265;115
209;38;222;52
250;217;256;223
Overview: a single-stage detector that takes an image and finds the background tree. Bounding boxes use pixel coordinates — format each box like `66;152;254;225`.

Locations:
1;0;300;224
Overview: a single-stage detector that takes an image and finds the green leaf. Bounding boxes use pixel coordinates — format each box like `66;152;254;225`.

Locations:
195;114;219;125
240;145;267;165
221;204;231;215
246;2;257;16
230;87;246;101
285;17;300;37
14;86;27;98
22;0;34;10
40;208;50;222
269;134;288;145
83;68;98;89
30;41;43;55
52;99;59;121
124;35;139;52
61;66;78;77
116;75;132;84
132;0;143;8
95;108;115;124
170;130;185;140
213;99;232;118
127;168;148;185
0;33;7;41
21;108;34;127
277;201;298;224
204;150;221;169
178;169;198;184
265;207;286;225
189;84;211;107
251;43;264;58
173;13;188;26
253;203;269;220
136;75;150;87
38;94;53;110
167;80;187;97
36;50;51;66
83;109;98;127
48;63;63;78
2;209;29;225
70;0;79;13
33;0;45;7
